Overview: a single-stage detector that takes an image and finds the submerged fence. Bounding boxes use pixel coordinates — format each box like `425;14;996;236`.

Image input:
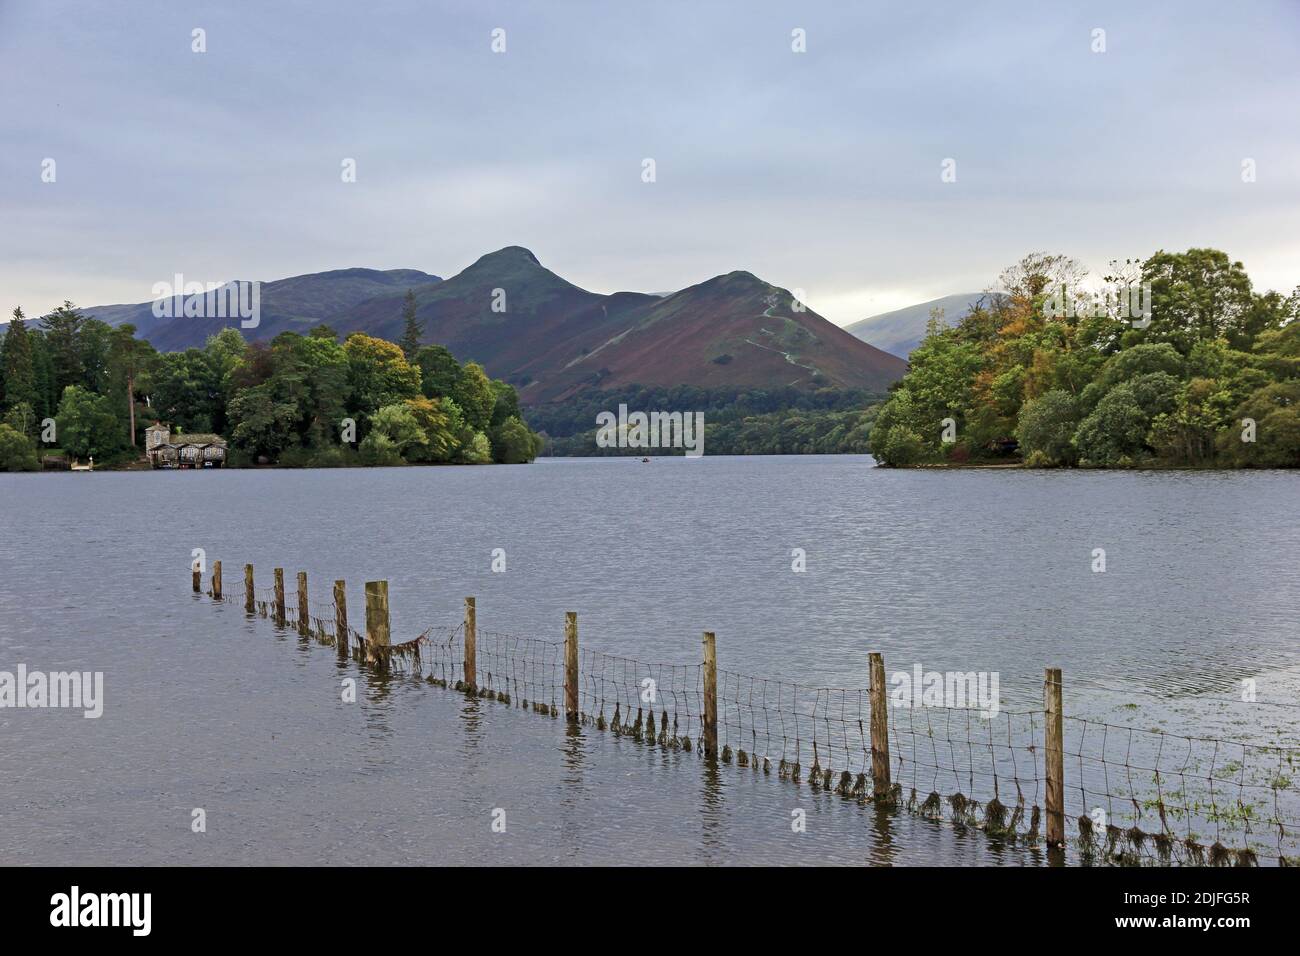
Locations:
196;561;1300;866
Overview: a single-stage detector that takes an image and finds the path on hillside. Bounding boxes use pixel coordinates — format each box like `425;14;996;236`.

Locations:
743;299;821;382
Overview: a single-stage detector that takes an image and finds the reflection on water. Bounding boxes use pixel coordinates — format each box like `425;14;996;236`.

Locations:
1;458;1295;865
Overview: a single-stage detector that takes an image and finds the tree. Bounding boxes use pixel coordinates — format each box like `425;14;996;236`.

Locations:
369;402;426;455
414;344;461;399
871;424;927;466
1074;372;1180;465
462;430;492;464
1216;381;1300;467
0;424;39;471
450;361;497;432
3;402;37;440
204;327;247;380
109;324;154;447
358;432;403;466
55;385;123;460
490;416;541;463
153;349;223;432
403;396;455;462
1148;378;1225;465
1016;390;1080;466
489;379;522;427
78;318;114;395
399;290;423;360
41;301;88;396
226;383;298;462
1140;249;1254;354
260;332;348;448
1;308;37;413
344;333;421;423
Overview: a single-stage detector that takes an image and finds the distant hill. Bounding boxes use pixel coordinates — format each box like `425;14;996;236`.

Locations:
87;267;442;351
846;292;1003;358
82;248;907;404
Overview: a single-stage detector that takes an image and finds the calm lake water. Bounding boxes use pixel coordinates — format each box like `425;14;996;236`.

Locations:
1;456;1297;865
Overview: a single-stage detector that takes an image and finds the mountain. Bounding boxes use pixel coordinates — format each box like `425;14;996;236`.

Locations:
334;247;647;395
511;268;906;403
846;292;1002;358
87;267;442;352
82;248;907;403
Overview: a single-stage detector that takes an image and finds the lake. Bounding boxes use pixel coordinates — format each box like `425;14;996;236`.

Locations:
2;456;1297;865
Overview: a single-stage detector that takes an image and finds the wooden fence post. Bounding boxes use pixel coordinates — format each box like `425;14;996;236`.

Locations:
297;571;309;635
702;631;718;758
212;560;222;600
365;581;390;666
273;568;285;627
564;612;579;721
463;597;477;691
334;580;348;659
869;651;891;796
1044;667;1065;848
244;564;254;613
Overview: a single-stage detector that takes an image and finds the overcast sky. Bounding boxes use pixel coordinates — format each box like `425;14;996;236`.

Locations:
2;0;1298;327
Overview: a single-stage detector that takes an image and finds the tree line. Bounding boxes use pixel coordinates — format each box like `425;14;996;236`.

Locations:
871;249;1300;468
529;384;886;456
0;292;543;471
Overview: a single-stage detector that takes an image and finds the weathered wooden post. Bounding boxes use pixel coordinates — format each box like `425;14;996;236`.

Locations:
212;560;222;600
869;651;891;796
463;597;477;691
1044;667;1065;848
334;580;348;659
192;562;201;593
364;580;390;666
273;568;285;627
296;571;309;635
702;631;718;758
564;612;579;721
244;564;254;613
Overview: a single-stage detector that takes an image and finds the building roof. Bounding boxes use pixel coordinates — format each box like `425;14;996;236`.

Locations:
158;434;227;447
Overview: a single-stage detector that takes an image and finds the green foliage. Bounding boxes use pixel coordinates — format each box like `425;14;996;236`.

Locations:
3;402;38;440
2;297;538;468
358;432;403;466
414;344;460;399
226;383;298;461
490;416;542;463
527;384;887;450
399;289;422;360
872;248;1300;469
489;379;522;427
1;308;37;413
1216;381;1300;467
55;385;123;460
369;402;426;455
871;424;927;466
1139;249;1256;353
546;405;880;457
450;361;495;432
195;322;540;467
0;423;39;472
403;396;455;463
1017;390;1080;466
462;430;493;464
152;348;224;433
344;332;422;420
1074;373;1179;465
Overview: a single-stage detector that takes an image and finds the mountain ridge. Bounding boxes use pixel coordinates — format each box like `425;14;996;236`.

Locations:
846;292;1005;358
81;248;907;403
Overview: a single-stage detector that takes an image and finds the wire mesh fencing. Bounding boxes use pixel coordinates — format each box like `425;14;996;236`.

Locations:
196;564;1300;866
